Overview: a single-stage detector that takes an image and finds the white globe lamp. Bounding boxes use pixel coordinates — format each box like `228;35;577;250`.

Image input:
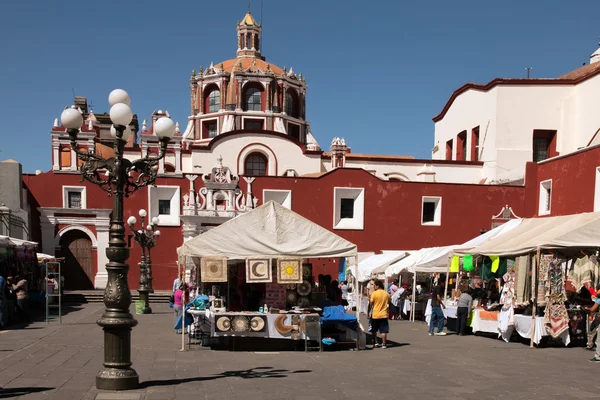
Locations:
108;89;131;107
61;107;83;130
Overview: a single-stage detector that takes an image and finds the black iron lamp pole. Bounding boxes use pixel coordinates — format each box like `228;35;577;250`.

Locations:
127;210;160;314
60;89;175;390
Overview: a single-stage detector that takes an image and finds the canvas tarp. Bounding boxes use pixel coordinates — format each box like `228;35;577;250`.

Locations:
177;201;358;262
452;212;600;257
355;251;407;282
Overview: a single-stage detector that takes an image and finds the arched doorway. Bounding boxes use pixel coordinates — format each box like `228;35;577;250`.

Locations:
59;230;94;289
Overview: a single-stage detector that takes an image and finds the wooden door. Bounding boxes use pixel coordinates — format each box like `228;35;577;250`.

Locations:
60;231;94;289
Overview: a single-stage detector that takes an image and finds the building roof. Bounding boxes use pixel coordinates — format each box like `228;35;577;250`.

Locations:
217;58;284;75
434;62;600;122
239;11;260;27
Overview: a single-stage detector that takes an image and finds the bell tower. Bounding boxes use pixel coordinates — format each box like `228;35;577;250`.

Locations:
237;12;264;60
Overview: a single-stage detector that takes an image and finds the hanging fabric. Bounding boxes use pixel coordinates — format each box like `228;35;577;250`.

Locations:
450;256;460;273
490;256;500;273
463;254;474;272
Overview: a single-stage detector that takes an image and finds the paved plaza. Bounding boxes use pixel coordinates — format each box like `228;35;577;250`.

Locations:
0;303;596;400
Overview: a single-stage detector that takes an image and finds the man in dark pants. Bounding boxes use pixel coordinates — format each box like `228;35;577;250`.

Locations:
428;280;446;336
456;288;473;335
369;280;391;348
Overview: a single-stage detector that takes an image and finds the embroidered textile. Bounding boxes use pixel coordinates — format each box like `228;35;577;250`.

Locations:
200;257;228;282
543;257;569;338
515;255;529;304
568;255;589;293
536;255;553;306
277;258;303;284
501;258;516;308
245;258;272;283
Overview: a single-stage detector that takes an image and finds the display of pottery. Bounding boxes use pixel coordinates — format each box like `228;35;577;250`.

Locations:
231;316;250;332
297;280;312;296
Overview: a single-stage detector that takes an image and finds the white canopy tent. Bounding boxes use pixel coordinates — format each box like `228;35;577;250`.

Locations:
452;212;600;257
356;251;408;282
177;200;358;261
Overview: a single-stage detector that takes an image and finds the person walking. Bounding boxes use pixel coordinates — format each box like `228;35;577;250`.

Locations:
585;284;600;362
173;272;183;293
428;280;446;336
456;288;473;336
340;281;349;308
369;280;391;349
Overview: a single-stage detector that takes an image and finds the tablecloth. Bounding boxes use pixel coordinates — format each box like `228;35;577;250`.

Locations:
470;309;499;334
505;314;570;346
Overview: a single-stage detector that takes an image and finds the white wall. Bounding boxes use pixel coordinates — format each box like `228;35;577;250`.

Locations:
574;77;600;148
340;159;483;183
188;134;322;176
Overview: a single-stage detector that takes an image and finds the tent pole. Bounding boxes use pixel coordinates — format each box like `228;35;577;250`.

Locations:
181;259;186;352
354;255;359;322
443;260;450;303
530;248;541;348
411;272;417;322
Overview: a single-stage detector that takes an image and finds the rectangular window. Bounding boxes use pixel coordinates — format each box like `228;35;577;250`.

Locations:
67;191;82;209
340;198;355;219
288;123;300;142
202;121;218;139
207;122;218;138
158;199;171;215
263;189;292;209
333;187;365;230
445;139;453;160
471;126;480;161
456;131;467;161
538;180;552;215
421;196;442;226
244;119;263;130
532;130;557;162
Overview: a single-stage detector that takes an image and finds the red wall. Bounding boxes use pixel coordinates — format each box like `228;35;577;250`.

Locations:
250;168;526;251
23;168;526;290
525;145;600;217
23;172;187;291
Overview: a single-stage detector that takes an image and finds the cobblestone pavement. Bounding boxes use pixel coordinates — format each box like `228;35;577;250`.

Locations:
0;303;596;400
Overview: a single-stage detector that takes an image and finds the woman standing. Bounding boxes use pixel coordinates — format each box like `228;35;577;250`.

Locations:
173;284;184;334
456;288;473;336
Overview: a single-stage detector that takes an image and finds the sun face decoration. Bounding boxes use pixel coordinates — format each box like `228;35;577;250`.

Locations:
277;258;302;284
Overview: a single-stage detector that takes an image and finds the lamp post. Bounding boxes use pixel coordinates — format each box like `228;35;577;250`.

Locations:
60;89;175;390
127;210;160;314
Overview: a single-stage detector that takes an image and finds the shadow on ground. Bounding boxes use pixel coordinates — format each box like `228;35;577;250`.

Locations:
0;387;54;399
138;366;311;388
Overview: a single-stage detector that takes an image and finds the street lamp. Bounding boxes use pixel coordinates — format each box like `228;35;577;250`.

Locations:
60;89;175;390
127;210;160;314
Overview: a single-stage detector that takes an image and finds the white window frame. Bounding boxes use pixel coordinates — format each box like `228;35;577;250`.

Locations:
62;186;87;209
148;185;181;226
421;196;442;226
333;187;365;230
263;189;292;209
242;116;266;130
539;179;552;216
595;167;600;212
202;117;219;139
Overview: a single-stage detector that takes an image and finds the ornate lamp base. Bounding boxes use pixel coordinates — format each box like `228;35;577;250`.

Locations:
138;289;152;314
96;367;139;390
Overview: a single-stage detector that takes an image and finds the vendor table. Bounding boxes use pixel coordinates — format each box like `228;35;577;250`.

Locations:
187;310;320;340
499;313;570;346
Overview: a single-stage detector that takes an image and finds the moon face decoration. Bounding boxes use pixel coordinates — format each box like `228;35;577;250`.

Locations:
245;258;272;283
250;316;266;332
216;316;231;332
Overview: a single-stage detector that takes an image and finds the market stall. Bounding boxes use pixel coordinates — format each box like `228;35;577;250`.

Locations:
450;211;600;347
177;201;360;350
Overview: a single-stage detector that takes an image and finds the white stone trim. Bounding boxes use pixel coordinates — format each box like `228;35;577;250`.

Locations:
242;115;267;130
263;189;292;209
539;179;552;216
333;187;365;230
421;196;442;226
595;167;600;212
148;186;181;226
62;186;87;209
38;207;111;289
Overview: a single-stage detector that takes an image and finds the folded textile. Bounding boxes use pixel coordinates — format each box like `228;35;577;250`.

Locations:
515;255;529;304
479;310;499;321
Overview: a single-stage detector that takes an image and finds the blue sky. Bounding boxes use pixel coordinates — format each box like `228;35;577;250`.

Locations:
1;0;599;172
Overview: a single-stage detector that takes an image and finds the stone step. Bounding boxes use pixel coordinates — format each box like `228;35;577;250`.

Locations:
63;291;172;304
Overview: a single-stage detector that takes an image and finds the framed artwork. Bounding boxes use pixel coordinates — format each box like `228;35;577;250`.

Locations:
200;257;228;282
277;258;303;284
246;258;272;283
